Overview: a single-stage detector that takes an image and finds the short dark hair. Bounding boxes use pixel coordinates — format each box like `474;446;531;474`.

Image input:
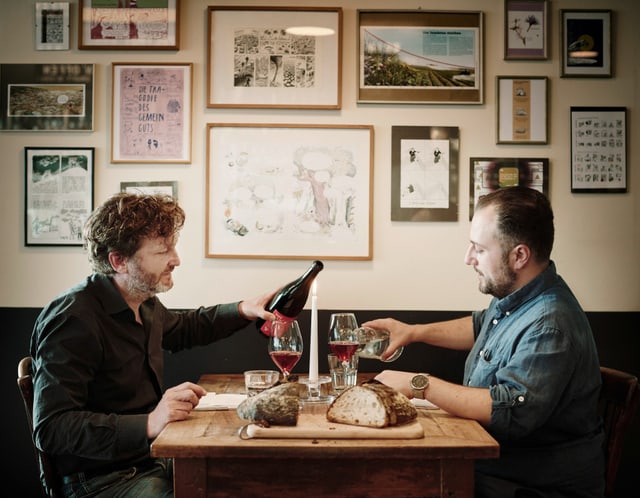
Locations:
475;187;554;263
83;193;185;275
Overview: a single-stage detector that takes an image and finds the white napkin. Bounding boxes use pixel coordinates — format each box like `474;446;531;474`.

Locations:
194;392;247;411
411;398;439;410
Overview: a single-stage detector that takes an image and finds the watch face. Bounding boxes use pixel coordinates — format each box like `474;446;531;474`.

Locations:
412;374;429;389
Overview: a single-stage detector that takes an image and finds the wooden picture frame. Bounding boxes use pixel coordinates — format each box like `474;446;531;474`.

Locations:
207;6;342;109
120;180;178;198
35;2;70;50
570;107;626;193
357;10;483;104
561;9;612;78
470;157;548;220
0;63;94;131
504;0;548;60
206;123;373;260
497;76;548;144
25;146;94;246
111;62;192;163
391;126;459;222
78;0;179;50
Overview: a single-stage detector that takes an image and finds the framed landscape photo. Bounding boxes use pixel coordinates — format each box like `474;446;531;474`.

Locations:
504;0;548;60
470;157;548;220
357;10;483;104
570;107;626;193
206;123;373;260
0;63;94;131
120;180;178;198
25;147;94;246
561;10;612;77
207;6;342;109
111;62;192;163
78;0;180;50
391;126;459;222
497;76;548;144
35;2;70;50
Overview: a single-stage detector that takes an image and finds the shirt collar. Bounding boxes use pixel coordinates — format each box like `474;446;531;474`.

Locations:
494;261;558;316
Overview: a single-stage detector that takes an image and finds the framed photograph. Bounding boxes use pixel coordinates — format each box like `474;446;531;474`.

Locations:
570;107;626;193
504;0;548;60
207;6;342;109
206;123;373;260
357;10;483;104
561;10;612;78
0;63;94;131
470;157;548;220
497;76;548;144
35;2;70;50
391;126;459;222
78;0;180;50
25;147;94;246
111;63;192;163
120;181;178;198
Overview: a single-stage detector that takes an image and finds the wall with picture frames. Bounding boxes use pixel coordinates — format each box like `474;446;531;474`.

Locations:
0;0;638;313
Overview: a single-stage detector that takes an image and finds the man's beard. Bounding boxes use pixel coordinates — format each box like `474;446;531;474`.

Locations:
126;263;173;300
477;253;516;299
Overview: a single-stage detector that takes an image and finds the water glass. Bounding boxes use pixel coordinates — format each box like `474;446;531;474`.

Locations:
244;370;280;397
328;353;358;394
355;327;404;362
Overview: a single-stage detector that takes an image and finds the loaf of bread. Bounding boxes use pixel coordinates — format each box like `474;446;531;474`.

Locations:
236;382;300;426
326;380;417;428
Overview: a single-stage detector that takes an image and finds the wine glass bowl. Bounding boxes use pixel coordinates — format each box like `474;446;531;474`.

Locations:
328;313;359;367
268;319;303;381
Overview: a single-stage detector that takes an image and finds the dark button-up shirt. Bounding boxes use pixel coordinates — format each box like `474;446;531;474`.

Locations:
30;273;251;477
466;262;604;496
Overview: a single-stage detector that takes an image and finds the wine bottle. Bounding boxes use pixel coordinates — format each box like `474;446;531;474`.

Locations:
257;260;324;336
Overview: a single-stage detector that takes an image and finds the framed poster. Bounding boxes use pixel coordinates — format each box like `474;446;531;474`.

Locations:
504;0;548;60
570;107;626;193
0;63;94;131
357;10;483;104
561;10;612;77
206;123;373;260
111;63;192;163
35;2;70;50
207;6;342;109
25;147;94;246
78;0;180;50
470;157;548;220
120;181;178;198
497;76;548;144
391;126;459;222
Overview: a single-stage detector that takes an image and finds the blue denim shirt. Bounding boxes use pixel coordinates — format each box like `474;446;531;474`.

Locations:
466;262;604;494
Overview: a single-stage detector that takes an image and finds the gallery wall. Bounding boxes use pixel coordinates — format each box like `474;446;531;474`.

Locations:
0;0;638;314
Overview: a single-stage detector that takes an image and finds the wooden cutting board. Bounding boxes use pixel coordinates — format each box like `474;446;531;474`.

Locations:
244;413;424;439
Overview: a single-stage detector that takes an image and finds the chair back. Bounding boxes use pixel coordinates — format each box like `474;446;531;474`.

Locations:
17;356;62;498
599;366;640;498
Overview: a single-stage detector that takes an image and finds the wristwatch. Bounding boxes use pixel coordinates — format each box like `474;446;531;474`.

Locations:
410;373;430;399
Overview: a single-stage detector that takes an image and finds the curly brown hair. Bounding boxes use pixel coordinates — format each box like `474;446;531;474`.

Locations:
83;193;185;275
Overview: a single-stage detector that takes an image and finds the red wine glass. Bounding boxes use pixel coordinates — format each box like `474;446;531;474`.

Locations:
328;313;359;368
268;319;303;381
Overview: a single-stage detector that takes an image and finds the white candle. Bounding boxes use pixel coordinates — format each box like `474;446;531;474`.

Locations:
309;280;318;383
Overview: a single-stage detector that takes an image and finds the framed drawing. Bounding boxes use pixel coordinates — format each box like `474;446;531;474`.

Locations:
25;147;94;246
561;10;612;77
120;180;178;198
207;6;342;109
470;157;548;220
206;123;373;260
35;2;70;50
570;107;626;193
111;62;192;163
78;0;180;50
497;76;548;144
391;126;459;222
504;0;548;60
357;10;483;104
0;63;94;131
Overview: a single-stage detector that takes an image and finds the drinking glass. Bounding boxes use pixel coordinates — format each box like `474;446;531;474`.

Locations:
268;319;303;381
328;353;358;394
356;327;404;362
244;370;280;397
328;313;359;368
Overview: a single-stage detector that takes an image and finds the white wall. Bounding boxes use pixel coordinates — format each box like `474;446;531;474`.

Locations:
1;0;638;312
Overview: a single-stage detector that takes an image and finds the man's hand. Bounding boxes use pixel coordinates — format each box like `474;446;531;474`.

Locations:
238;290;277;322
147;382;207;439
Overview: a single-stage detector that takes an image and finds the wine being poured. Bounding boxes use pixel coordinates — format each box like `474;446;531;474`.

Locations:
328;313;359;368
257;260;324;337
268;319;303;381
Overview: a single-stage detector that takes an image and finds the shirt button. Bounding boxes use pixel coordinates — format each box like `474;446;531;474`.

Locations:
492;318;498;324
518;395;525;403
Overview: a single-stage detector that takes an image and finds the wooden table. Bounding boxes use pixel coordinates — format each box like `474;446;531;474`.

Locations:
151;374;499;498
